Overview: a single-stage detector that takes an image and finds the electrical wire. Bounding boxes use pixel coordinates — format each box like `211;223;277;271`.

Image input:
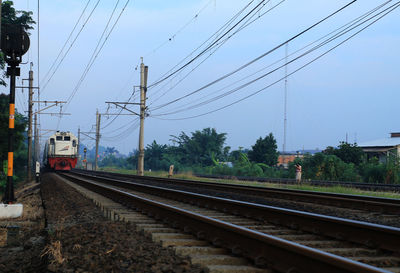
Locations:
100;91;136;130
143;0;215;59
40;0;91;88
102;117;140;141
150;1;400;121
148;0;286;107
65;0;131;108
150;0;357;112
41;0;101;93
148;0;258;89
149;0;268;88
151;0;390;116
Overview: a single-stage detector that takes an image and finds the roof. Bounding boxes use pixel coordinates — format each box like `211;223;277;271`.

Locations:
358;137;400;148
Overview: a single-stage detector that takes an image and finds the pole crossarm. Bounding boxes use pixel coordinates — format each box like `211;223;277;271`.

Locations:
32;101;67;115
81;131;96;140
100;113;137;116
38;113;71;116
16;86;39;89
32;100;67;104
105;101;140;116
105;101;141;105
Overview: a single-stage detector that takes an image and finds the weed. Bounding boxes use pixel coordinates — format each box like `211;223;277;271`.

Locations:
41;240;65;264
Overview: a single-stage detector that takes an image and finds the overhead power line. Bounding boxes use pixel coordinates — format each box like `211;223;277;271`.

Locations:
40;0;91;88
65;0;131;108
150;0;400;121
148;0;286;107
143;0;215;59
151;0;390;117
148;0;268;89
150;0;357;112
41;0;101;93
147;0;258;91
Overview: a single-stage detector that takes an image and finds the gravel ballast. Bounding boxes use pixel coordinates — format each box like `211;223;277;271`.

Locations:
1;173;206;272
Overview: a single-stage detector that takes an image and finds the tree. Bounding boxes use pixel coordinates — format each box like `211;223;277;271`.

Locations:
105;147;118;155
0;94;27;188
144;140;170;171
1;1;35;85
170;128;227;166
248;133;279;166
324;142;364;165
290;152;360;182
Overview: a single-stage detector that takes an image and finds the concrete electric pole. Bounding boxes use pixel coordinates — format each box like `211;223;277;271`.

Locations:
137;59;148;176
77;127;80;166
33;114;38;164
95;109;101;171
27;66;34;182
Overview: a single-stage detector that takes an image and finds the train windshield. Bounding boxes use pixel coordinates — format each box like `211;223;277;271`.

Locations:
64;136;71;141
56;136;62;141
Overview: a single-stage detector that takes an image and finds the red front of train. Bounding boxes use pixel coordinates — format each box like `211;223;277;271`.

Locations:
47;157;78;171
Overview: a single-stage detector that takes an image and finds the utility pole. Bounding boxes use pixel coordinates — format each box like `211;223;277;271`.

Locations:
95;109;101;171
18;63;40;181
283;43;288;155
138;58;148;176
33;114;38;164
31;101;68;165
104;61;147;175
27;65;34;182
77;127;80;167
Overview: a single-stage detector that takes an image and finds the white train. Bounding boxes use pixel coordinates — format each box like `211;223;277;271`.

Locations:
43;131;78;171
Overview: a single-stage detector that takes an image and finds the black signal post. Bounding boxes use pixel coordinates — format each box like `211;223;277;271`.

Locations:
1;25;30;203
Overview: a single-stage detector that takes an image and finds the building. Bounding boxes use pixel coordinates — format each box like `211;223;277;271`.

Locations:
358;132;400;162
278;153;303;168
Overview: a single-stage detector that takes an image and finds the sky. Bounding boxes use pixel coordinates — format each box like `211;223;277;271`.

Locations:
3;0;400;154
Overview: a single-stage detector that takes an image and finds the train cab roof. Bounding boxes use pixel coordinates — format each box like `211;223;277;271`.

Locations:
48;131;77;142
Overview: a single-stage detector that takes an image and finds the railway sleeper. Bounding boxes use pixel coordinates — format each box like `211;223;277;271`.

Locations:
58;175;269;273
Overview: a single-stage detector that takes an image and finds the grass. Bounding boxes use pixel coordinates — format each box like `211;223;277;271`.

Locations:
98;167;400;200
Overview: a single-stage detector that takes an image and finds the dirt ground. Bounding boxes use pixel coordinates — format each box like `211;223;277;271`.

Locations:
0;180;47;273
0;173;206;273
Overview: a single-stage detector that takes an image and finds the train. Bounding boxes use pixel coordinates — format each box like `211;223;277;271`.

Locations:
43;131;78;171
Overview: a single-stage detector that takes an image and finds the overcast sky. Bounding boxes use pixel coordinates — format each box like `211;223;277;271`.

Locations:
3;0;399;154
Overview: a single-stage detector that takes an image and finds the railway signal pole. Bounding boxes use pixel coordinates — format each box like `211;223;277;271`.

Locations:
1;24;30;205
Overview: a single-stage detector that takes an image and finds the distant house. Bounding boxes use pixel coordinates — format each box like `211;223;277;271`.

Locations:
358;132;400;162
278;153;303;168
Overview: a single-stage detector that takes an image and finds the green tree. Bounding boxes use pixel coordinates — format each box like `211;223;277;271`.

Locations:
170;128;227;166
291;152;360;182
248;133;279;166
1;1;35;85
0;94;27;189
324;142;364;165
144;140;171;171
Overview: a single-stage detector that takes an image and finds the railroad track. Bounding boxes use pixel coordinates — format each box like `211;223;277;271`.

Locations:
72;169;400;227
59;171;400;273
194;173;400;192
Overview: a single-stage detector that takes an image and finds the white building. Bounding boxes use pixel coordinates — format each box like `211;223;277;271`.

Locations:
358;133;400;162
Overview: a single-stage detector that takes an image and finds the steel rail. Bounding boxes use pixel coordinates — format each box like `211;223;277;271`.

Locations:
66;171;400;252
195;173;400;192
72;169;400;215
59;172;391;273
